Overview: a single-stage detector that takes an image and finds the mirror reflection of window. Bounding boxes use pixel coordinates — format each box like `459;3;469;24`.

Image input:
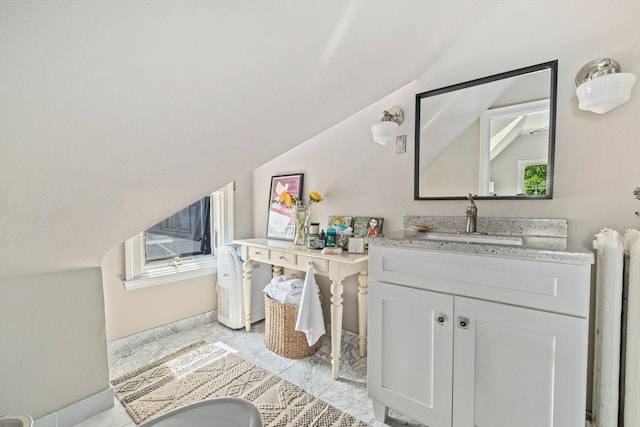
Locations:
516;160;548;196
524;164;548;196
484;100;550;196
481;99;550;196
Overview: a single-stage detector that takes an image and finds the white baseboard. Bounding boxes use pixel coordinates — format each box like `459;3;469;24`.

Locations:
33;387;114;427
108;310;217;357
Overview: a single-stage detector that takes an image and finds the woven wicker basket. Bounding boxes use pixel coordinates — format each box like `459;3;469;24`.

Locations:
263;293;322;359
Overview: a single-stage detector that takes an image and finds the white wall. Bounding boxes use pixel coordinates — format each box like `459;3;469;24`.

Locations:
0;268;110;419
101;245;217;341
1;1;466;277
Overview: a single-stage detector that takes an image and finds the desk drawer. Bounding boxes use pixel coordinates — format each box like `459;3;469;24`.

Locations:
271;250;296;265
248;247;270;261
298;255;329;273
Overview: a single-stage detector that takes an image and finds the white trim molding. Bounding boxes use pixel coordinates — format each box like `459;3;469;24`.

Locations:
33;388;114;427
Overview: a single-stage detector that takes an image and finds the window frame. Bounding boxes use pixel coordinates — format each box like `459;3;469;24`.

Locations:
123;182;234;290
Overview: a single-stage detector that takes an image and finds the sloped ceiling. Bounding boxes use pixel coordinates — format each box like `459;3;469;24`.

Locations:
0;1;637;275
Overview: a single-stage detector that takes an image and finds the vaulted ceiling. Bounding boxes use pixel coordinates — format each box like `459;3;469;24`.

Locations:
1;1;637;275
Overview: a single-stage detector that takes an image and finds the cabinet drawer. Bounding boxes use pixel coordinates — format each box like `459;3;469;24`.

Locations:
298;255;329;273
369;246;591;318
271;250;296;265
248;246;270;261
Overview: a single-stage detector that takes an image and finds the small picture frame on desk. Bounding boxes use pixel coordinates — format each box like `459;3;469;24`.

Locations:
348;236;365;254
353;216;384;237
327;215;353;232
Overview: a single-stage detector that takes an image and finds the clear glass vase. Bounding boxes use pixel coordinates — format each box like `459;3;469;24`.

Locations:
292;206;311;245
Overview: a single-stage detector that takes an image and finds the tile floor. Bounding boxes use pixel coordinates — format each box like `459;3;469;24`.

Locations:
75;320;427;426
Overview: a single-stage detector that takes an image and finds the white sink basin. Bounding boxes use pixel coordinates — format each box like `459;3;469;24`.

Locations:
0;415;33;427
415;231;523;246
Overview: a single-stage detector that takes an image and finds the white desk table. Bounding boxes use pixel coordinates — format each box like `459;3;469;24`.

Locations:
233;238;368;380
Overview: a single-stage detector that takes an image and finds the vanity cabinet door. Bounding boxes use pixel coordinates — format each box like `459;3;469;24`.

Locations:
368;280;454;427
452;297;588;427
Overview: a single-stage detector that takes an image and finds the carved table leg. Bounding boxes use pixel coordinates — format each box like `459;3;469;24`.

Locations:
330;279;344;380
272;265;283;277
357;270;368;357
241;260;253;332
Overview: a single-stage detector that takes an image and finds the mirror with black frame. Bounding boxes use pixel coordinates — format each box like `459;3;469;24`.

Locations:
414;60;558;200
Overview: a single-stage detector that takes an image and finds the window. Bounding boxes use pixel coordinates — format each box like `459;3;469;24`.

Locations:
523;164;548;196
145;197;211;262
124;182;234;290
517;159;547;196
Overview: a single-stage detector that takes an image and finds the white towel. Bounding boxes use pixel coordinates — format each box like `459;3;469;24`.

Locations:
263;282;303;305
270;275;304;290
295;265;325;346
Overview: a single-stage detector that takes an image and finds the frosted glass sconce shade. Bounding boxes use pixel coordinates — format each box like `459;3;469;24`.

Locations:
575;58;636;114
371;121;398;146
371;106;404;146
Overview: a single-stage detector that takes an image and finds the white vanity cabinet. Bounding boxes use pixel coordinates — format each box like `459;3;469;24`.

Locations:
367;245;591;427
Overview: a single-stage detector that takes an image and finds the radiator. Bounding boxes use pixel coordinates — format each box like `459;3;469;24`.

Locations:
592;229;639;427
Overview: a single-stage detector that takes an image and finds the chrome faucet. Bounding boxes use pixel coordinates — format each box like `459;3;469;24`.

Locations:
465;193;477;233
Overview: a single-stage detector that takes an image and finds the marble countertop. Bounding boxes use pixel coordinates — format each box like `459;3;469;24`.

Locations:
366;216;594;265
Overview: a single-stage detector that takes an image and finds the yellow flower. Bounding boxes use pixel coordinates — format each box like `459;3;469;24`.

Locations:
278;189;323;210
279;191;293;207
309;191;323;203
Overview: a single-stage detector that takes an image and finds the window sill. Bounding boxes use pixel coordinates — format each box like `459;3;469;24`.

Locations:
124;258;216;291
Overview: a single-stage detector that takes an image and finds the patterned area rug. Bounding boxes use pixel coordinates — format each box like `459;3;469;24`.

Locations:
111;340;369;426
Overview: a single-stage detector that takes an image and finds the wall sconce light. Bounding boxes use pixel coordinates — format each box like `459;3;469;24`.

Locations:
371;106;404;146
575;58;636;114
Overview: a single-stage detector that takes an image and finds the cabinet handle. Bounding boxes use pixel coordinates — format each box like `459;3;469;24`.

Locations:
435;313;448;326
279;255;285;260
457;316;470;329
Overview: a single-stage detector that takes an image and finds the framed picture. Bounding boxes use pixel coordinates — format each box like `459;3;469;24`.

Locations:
353;216;384;237
327;215;353;232
266;173;304;240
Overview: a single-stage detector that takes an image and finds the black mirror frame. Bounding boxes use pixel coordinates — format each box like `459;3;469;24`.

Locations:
414;60;558;200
